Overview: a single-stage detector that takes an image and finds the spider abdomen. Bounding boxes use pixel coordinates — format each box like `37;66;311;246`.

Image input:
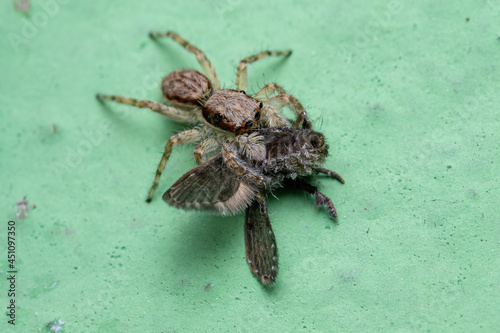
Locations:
162;69;212;109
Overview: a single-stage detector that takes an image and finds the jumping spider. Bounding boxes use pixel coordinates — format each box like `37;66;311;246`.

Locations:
164;127;345;285
96;31;312;203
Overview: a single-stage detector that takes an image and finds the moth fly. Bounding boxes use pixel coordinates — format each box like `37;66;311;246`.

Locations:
164;127;344;286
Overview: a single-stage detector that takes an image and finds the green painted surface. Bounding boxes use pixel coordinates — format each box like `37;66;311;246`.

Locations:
1;1;499;332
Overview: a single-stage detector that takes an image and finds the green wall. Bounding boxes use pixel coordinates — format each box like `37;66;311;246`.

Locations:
1;1;499;332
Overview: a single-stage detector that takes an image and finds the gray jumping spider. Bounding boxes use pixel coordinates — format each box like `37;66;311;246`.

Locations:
96;31;311;203
164;127;345;286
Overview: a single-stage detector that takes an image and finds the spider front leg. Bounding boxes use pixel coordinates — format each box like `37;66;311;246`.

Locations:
235;50;292;92
149;31;220;90
96;94;199;123
146;128;203;202
253;82;287;100
221;142;266;186
193;137;220;165
292;111;312;129
263;94;313;129
234;132;266;161
254;83;311;129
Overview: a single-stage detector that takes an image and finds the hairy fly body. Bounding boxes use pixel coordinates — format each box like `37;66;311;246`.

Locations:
163;127;344;286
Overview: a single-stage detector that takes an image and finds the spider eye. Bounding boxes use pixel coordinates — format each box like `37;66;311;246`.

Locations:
244;120;253;129
239;90;246;94
214;113;223;121
254;110;261;121
259;102;263;108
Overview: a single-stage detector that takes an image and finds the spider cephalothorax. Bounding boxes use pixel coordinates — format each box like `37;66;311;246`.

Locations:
201;89;262;133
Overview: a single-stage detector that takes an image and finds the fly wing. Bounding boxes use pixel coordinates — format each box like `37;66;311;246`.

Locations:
244;192;278;286
163;155;258;215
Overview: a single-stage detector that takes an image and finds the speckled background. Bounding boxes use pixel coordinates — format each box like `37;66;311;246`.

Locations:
1;1;499;332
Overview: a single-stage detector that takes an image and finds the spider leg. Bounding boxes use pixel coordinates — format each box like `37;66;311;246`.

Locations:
264;94;313;130
288;178;338;219
253;82;287;100
254;83;311;129
234;132;266;161
149;31;220;90
258;105;291;128
221;142;266;186
291;111;312;129
96;94;199;123
315;168;345;184
235;50;292;92
193;137;220;165
146;128;203;202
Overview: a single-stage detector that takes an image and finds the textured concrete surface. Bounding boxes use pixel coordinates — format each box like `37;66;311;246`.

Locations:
1;1;499;332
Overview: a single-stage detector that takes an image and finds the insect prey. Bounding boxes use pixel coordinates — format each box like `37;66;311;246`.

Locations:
164;127;344;286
